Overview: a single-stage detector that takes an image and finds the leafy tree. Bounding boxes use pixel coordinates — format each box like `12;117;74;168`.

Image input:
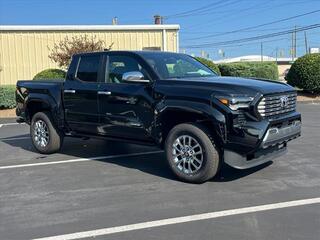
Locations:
49;35;112;68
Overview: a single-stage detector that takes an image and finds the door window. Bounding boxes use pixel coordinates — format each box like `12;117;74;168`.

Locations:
107;55;147;84
76;55;100;82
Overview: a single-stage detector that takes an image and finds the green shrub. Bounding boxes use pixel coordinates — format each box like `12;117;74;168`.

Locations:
218;62;279;80
33;68;66;80
0;85;16;109
285;53;320;92
195;57;221;75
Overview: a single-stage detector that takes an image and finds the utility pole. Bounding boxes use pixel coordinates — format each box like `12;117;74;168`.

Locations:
291;27;295;61
294;25;297;59
276;47;278;62
260;42;263;62
304;31;309;54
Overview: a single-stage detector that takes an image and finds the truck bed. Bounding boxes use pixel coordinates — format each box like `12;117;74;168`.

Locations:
16;79;65;124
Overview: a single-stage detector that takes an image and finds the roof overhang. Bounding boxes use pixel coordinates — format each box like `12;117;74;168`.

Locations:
0;24;180;31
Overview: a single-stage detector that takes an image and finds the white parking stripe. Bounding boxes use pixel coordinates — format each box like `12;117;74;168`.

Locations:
0;136;30;141
0;150;163;170
0;122;25;128
33;197;320;240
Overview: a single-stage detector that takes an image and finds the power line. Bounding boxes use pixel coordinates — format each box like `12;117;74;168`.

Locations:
182;26;301;35
164;0;241;19
181;0;270;19
164;0;230;19
185;24;319;48
185;9;320;41
183;0;274;30
186;36;292;51
182;24;320;48
183;0;319;31
216;37;291;48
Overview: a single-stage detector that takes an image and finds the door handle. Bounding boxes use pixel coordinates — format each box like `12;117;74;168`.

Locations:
98;91;112;95
64;89;76;94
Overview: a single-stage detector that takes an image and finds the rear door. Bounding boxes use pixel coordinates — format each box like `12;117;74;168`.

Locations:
97;53;155;141
63;54;103;134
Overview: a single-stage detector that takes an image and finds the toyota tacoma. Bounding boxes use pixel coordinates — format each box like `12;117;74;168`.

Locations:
16;51;301;183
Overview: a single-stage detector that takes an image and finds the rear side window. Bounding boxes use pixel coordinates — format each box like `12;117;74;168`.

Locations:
76;55;100;82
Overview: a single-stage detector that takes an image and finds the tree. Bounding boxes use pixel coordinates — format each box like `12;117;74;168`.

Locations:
49;35;112;68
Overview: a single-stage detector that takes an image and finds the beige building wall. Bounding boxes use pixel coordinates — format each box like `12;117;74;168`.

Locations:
0;25;179;85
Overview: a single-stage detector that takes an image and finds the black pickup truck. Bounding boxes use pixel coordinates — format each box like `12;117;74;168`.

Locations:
16;51;301;183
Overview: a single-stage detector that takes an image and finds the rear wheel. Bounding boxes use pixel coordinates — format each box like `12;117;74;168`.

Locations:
30;111;63;154
165;123;220;183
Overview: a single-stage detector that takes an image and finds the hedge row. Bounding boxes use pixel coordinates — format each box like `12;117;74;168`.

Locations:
218;62;279;80
285;53;320;92
195;57;221;75
0;85;16;109
196;58;279;80
33;68;66;80
0;69;67;110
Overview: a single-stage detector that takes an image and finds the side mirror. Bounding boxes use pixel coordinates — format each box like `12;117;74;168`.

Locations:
122;71;150;83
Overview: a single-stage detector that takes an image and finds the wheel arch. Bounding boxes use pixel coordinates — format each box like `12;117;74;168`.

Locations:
155;101;226;149
25;94;58;125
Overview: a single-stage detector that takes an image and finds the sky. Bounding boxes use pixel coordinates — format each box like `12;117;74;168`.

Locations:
0;0;319;60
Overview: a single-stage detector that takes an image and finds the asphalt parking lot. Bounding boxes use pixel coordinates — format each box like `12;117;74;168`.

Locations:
0;104;319;240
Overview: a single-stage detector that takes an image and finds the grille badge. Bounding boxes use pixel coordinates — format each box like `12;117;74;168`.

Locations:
257;93;297;117
280;96;289;109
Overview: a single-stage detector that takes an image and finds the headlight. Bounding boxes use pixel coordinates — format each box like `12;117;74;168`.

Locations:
216;96;254;111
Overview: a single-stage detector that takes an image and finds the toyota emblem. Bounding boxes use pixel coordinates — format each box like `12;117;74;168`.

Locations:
280;96;289;108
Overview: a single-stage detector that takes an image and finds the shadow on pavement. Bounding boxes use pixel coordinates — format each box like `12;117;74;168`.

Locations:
213;161;273;182
2;134;273;183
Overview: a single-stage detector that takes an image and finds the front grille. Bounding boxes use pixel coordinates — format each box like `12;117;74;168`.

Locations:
257;92;297;118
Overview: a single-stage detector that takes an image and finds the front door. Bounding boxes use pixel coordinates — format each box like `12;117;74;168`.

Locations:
63;54;102;134
98;53;155;141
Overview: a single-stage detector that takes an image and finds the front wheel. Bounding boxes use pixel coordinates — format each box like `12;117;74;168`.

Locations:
30;111;63;154
165;123;220;183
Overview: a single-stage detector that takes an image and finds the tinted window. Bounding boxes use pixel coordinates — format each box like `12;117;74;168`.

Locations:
76;55;100;82
139;52;217;80
108;55;146;84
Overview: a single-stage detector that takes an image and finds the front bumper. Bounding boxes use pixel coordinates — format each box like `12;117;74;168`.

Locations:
261;120;301;149
224;116;301;169
224;145;287;169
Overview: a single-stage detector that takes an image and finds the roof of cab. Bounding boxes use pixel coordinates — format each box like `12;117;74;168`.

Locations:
73;50;183;57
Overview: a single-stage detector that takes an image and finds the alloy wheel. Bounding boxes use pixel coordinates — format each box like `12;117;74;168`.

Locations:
33;120;49;148
172;135;203;175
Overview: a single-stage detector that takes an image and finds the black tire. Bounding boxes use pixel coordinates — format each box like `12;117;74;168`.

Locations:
165;123;220;183
30;111;63;154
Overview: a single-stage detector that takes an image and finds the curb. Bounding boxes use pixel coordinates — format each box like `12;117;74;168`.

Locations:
0;117;17;124
297;100;320;104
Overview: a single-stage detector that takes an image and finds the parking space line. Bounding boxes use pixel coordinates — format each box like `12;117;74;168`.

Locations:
0;122;25;128
0;136;30;141
0;150;163;170
33;197;320;240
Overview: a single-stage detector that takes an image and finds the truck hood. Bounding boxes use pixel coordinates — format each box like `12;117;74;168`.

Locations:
165;76;295;96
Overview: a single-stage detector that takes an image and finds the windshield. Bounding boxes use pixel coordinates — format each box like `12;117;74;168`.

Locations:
139;52;217;80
